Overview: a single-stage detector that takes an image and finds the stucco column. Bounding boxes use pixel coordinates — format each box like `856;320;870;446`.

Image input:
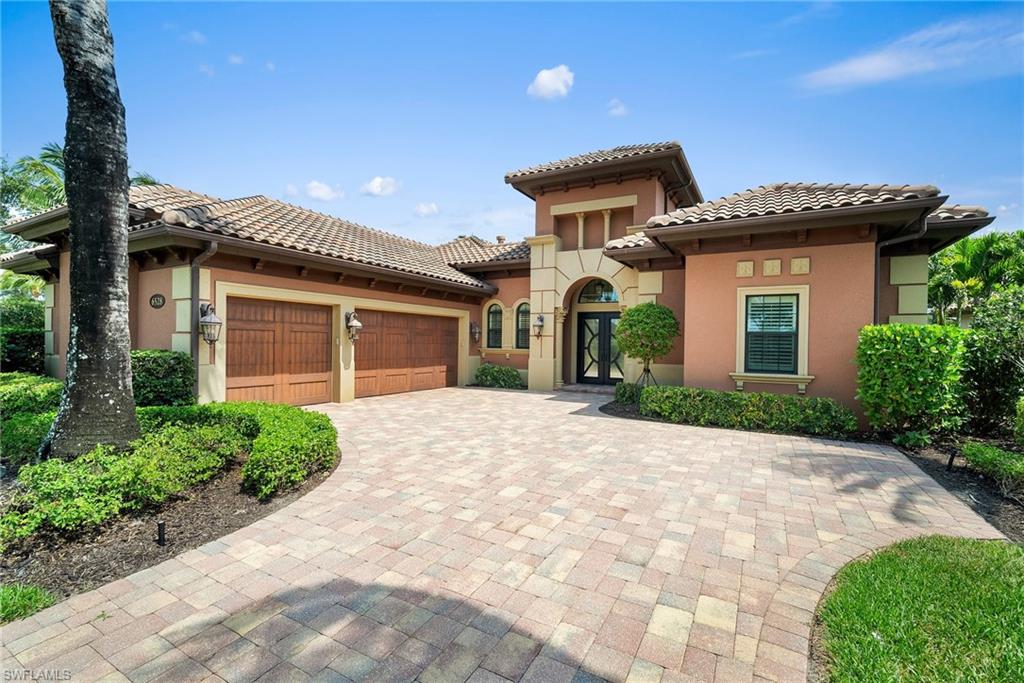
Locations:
576;212;585;250
602;209;612;245
554;305;567;389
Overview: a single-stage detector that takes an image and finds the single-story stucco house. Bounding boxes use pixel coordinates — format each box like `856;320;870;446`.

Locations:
1;142;994;412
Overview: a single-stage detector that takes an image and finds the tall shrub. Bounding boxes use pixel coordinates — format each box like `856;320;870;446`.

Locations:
0;298;44;328
856;324;968;435
962;287;1024;432
130;349;195;407
614;302;679;386
0;298;44;374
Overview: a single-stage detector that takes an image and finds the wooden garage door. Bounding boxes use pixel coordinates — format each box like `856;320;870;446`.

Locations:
354;310;458;398
226;298;333;405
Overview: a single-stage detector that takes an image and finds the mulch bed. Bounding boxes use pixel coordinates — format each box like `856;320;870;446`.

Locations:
0;460;339;601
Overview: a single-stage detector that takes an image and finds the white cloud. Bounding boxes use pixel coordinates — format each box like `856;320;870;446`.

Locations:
607;98;628;117
801;14;1024;91
228;54;244;65
305;180;343;202
527;65;574;100
360;176;399;197
284;183;298;197
198;64;215;78
181;30;207;44
414;202;440;218
776;2;835;28
265;61;276;72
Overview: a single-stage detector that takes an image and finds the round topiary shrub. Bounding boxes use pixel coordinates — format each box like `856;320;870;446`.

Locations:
614;302;679;386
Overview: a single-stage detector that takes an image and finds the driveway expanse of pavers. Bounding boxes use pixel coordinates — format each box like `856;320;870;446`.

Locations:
2;388;1002;683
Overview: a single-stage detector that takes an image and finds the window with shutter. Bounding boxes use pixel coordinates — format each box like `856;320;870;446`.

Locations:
515;303;530;349
487;304;503;348
745;294;798;374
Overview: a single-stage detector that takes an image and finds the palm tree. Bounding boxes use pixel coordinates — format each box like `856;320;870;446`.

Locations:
928;231;1024;323
41;0;140;459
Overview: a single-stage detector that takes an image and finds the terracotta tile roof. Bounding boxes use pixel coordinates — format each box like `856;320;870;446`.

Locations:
436;235;530;265
929;204;989;221
647;182;941;228
0;243;55;265
128;183;221;214
505;142;681;181
155;194;489;288
604;232;653;251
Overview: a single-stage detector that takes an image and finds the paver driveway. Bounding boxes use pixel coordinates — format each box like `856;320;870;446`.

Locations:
2;389;1001;683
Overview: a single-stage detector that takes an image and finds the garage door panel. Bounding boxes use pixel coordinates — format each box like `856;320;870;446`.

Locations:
354;310;458;398
227;298;333;406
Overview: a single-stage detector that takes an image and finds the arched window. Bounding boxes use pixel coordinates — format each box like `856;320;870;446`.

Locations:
578;280;618;303
515;302;531;349
487;304;503;348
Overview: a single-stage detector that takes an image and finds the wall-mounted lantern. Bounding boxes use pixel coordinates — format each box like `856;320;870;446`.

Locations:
533;313;545;338
345;311;363;343
469;321;481;343
198;303;222;345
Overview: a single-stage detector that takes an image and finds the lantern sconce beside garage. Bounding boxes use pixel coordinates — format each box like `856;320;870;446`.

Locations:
469;321;481;343
198;303;223;345
345;311;363;343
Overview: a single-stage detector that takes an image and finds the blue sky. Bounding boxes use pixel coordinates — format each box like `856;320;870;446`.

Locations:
3;2;1022;244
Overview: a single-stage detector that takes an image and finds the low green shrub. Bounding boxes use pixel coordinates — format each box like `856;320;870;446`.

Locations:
856;324;968;436
892;431;931;449
0;372;62;417
962;442;1024;499
0;583;55;623
614;382;642;405
0;328;44;374
639;385;857;438
0;410;56;474
1017;398;1024;447
0;298;44;329
0;420;250;546
131;349;195;407
475;363;525;389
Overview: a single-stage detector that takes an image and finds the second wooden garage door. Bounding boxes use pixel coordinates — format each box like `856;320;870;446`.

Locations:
354;310;458;398
226;298;333;405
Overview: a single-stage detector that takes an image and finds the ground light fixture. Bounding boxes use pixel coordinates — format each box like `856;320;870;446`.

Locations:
533;313;545;338
346;311;363;343
198;303;222;345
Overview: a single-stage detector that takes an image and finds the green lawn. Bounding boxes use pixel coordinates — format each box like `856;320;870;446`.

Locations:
818;535;1024;682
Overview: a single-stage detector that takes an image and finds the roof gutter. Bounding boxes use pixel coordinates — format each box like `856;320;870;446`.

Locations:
191;241;218;398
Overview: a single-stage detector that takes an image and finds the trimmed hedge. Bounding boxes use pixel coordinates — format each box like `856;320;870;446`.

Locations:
0;328;44;374
639;385;857;438
614;382;642;405
856;324;968;436
1017;398;1024;447
961;441;1024;499
0;372;62;417
131;350;195;407
475;363;525;389
1;411;56;474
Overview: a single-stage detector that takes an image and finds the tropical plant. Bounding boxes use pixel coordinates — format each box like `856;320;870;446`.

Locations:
962;286;1024;432
614;302;679;386
929;231;1024;324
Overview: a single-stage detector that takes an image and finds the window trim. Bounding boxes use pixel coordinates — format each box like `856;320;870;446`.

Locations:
732;285;813;392
514;302;531;350
743;293;799;375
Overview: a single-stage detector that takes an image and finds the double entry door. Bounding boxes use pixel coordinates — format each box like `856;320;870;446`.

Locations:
577;312;623;384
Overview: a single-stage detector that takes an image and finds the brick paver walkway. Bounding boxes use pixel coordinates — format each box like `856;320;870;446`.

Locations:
2;389;1002;683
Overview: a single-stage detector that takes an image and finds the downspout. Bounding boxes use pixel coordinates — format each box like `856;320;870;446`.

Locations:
190;241;218;398
874;216;929;324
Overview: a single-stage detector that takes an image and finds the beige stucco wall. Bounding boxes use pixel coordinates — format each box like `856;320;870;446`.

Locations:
887;254;929;324
683;241;876;411
133;267;178;351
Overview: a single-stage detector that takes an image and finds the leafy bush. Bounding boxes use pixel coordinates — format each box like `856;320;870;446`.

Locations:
0;411;55;474
130;349;195;407
615;382;642;405
962;288;1024;432
0;328;44;374
0;421;250;546
614;303;679;381
961;441;1024;499
639;385;857;437
1017;398;1024;447
856;324;968;435
0;372;61;416
0;298;44;329
475;363;525;389
892;431;931;449
0;583;55;623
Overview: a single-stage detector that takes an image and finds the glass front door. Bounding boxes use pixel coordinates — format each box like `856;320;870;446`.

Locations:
577;312;623;384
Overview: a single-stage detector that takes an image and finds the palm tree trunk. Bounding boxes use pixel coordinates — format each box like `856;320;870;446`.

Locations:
41;0;139;459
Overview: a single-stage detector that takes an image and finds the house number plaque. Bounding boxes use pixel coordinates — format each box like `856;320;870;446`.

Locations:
149;294;166;309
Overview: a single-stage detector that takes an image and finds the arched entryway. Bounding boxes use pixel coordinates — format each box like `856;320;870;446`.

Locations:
558;277;624;386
